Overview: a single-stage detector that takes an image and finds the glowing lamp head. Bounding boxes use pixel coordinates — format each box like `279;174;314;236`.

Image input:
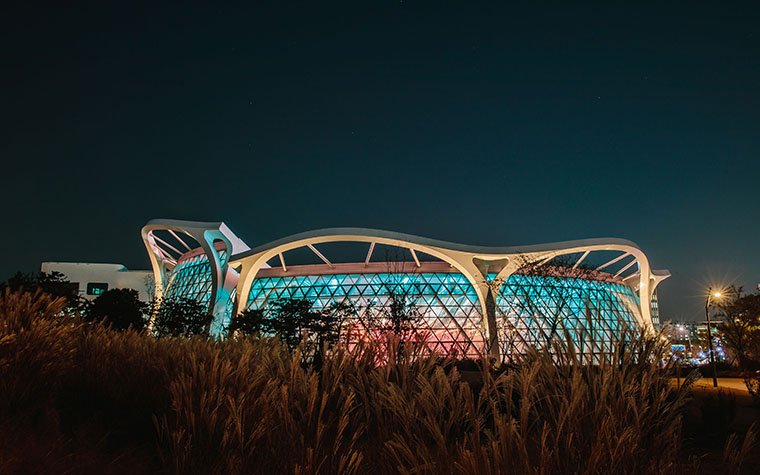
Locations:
714;292;721;298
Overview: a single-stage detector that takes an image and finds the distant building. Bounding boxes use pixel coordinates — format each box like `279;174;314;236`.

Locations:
650;291;661;331
666;320;727;363
40;262;152;301
695;320;727;361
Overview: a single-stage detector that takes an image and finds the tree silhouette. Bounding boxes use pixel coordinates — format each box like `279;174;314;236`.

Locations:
228;307;269;337
151;297;213;338
231;298;354;368
716;288;760;369
85;288;147;331
1;271;82;311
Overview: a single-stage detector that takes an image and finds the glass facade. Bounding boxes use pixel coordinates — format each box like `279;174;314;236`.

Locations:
496;274;642;363
247;272;486;358
162;251;236;332
163;253;215;307
163;254;645;361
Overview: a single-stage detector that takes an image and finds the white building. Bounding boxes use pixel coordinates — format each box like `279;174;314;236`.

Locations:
40;262;153;301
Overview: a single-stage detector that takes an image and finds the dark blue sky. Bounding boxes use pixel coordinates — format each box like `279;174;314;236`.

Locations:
2;1;759;320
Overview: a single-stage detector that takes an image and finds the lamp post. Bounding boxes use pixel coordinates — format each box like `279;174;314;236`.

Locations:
705;289;722;388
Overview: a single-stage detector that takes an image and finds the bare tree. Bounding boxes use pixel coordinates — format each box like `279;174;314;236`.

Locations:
356;248;427;352
496;255;619;365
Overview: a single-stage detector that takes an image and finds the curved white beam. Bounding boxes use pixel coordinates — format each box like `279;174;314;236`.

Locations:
233;227;647;261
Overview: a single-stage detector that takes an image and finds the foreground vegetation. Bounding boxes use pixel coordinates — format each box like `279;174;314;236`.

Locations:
716;288;760;402
0;289;758;474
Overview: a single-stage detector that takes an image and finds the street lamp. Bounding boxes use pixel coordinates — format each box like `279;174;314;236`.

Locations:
705;289;723;388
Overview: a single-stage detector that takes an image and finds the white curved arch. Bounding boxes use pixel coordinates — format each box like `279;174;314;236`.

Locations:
233;227;647;260
233;233;496;353
231;227;669;361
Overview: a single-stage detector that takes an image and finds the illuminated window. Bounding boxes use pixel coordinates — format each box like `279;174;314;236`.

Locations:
87;282;109;295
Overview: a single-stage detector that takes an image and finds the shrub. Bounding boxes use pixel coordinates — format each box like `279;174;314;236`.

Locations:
0;288;74;417
1;271;82;311
84;288;148;331
744;370;760;405
151;297;213;337
228;307;267;336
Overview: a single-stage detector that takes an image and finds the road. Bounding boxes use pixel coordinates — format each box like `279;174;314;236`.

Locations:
673;377;750;395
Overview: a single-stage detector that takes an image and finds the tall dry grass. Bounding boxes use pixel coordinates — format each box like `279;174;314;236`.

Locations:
1;289;756;474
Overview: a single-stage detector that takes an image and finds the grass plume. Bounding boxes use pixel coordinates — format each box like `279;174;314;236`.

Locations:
0;289;755;473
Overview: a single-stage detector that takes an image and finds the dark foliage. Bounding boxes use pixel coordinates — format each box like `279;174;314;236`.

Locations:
84;288;147;331
701;390;738;438
312;300;355;348
1;271;82;310
543;254;594;271
151;297;213;338
266;298;319;350
357;283;424;343
718;290;760;368
377;288;424;338
232;298;350;347
230;298;355;367
1;289;759;474
228;307;268;336
716;289;760;403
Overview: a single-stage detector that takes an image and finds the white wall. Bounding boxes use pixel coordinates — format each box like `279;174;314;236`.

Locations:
40;262;153;301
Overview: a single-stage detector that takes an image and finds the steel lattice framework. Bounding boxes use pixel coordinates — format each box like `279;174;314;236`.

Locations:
496;273;642;363
247;271;485;358
142;220;669;362
163;253;216;306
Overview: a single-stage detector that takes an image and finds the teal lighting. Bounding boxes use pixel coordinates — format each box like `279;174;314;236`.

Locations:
495;273;641;363
163;256;645;361
247;272;485;357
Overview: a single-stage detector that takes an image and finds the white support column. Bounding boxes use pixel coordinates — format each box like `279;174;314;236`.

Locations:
614;258;637;278
598;252;630;271
168;229;193;251
410;248;421;267
151;235;184;257
364;242;375;267
573;250;590;269
307;244;334;268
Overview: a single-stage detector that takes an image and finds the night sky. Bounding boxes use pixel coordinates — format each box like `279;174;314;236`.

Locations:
2;2;759;321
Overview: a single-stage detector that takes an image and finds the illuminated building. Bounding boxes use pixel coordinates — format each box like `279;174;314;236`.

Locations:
141;219;669;362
